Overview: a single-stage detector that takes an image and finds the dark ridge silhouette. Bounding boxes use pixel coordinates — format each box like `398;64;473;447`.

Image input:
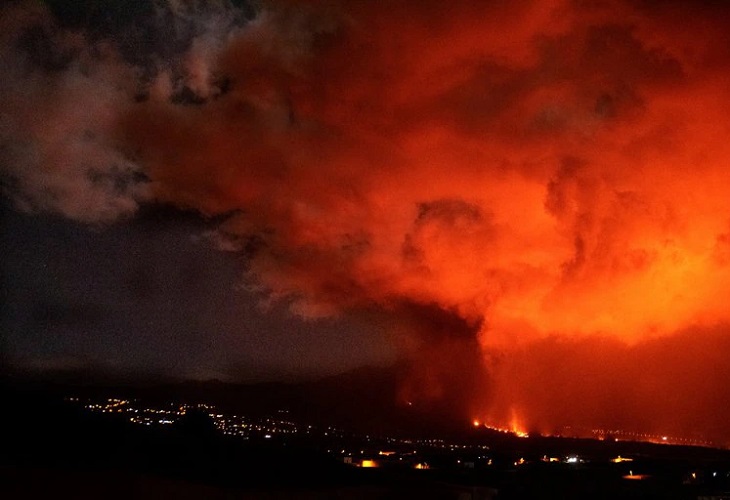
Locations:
4;377;730;499
2;363;469;436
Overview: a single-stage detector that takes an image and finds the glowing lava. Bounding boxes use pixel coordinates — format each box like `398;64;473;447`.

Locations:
474;413;530;439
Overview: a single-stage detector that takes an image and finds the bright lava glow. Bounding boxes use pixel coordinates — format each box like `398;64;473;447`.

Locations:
474;414;530;439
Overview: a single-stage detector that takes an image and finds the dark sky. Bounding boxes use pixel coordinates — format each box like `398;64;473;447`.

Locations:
4;0;730;443
0;202;394;380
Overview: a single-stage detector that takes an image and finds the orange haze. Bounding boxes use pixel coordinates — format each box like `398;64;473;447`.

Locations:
4;0;730;443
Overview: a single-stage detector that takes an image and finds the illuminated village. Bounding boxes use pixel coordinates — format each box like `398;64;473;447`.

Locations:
71;395;730;484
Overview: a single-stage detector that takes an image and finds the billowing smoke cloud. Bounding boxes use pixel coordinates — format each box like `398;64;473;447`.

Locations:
5;0;730;442
0;2;147;222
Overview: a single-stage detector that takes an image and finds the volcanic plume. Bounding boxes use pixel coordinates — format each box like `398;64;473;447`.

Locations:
4;0;730;443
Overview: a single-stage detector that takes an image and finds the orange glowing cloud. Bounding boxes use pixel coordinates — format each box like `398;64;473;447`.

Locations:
5;0;730;442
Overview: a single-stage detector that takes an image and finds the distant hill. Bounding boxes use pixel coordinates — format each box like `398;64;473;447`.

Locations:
1;364;470;437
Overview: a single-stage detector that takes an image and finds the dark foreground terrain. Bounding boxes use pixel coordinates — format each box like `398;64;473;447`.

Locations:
3;379;730;499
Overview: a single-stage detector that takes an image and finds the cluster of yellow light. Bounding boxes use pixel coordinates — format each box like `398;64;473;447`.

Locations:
360;460;378;468
611;456;634;463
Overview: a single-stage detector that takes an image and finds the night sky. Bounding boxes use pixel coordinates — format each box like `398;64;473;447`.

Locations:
4;0;730;443
0;204;394;380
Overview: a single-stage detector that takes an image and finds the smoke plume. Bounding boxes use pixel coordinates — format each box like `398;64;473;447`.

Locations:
4;0;730;442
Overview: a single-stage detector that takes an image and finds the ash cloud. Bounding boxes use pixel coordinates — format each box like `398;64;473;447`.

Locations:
5;0;730;441
0;0;246;222
0;2;147;222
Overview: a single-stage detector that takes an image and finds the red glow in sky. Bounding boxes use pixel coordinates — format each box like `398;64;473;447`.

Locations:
4;0;730;443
